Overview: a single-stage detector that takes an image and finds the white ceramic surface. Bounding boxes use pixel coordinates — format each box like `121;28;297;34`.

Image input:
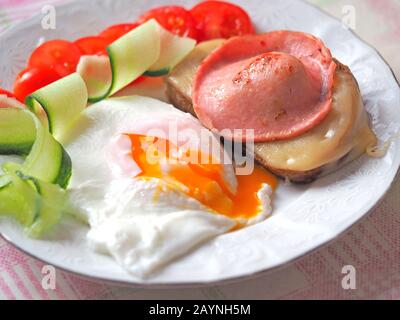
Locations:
0;0;399;286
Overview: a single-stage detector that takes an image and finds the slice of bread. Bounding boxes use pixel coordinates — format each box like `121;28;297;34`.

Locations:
165;42;376;183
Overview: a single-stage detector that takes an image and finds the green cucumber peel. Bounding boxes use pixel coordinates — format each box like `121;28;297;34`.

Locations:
16;171;66;238
146;24;196;74
144;67;170;77
0;172;40;228
0;175;12;190
22;113;72;188
0;108;72;189
26;73;88;141
0;108;36;156
0;171;66;238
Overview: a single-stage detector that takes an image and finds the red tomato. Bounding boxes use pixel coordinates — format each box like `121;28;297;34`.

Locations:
0;87;18;108
0;88;15;98
132;75;146;85
13;67;61;103
138;6;198;39
99;23;139;44
75;36;109;56
28;40;82;77
190;1;255;41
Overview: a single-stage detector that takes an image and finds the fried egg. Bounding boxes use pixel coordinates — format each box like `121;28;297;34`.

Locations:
63;96;277;277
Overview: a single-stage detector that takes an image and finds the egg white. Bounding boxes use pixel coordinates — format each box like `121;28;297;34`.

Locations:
62;96;271;277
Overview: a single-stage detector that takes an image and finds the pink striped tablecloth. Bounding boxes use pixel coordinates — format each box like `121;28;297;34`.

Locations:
0;0;399;300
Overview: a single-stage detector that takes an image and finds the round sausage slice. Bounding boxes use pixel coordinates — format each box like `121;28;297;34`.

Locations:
192;31;336;142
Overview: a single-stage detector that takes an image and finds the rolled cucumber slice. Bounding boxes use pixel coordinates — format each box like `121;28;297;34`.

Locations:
0;171;66;238
106;19;161;97
22;113;72;188
81;19;161;102
0;108;35;156
145;27;196;77
17;172;66;238
0;108;72;189
26;73;88;141
0;172;39;228
76;19;195;102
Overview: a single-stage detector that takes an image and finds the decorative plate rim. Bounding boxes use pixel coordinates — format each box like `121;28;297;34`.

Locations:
0;0;399;288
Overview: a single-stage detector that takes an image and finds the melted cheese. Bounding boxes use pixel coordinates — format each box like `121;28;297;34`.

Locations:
254;66;377;171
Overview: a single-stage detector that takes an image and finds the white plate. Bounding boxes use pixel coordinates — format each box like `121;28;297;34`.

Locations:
0;0;399;286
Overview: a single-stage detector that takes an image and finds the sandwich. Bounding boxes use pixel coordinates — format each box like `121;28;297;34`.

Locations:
165;32;377;183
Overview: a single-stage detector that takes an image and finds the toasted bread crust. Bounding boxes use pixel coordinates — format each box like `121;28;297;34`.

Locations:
166;82;196;117
253;153;323;183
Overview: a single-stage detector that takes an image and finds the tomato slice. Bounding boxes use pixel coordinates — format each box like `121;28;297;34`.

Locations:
75;36;109;56
0;88;15;98
190;1;255;41
28;40;82;77
99;23;140;44
132;75;146;85
13;67;61;103
138;6;198;39
0;87;19;108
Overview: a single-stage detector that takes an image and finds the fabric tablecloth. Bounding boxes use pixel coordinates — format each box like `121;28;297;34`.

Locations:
0;0;399;300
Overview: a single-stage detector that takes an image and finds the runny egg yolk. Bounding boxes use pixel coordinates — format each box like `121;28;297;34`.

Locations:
128;134;277;220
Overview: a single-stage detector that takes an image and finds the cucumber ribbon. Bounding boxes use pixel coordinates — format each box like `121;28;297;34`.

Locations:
77;19;196;102
0;108;69;237
0;171;66;238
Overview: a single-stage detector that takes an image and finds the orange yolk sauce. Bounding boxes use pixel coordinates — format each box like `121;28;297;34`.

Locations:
128;134;278;221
